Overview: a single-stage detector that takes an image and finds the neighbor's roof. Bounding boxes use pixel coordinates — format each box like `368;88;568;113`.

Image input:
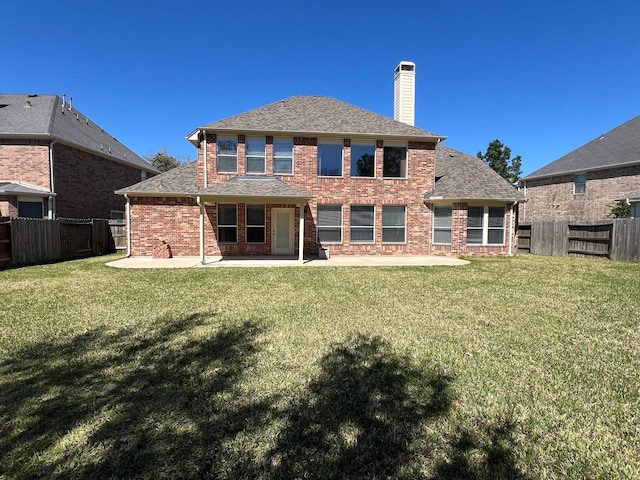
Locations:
191;95;446;141
523;115;640;180
0;181;55;196
115;162;198;195
425;145;524;202
0;94;157;173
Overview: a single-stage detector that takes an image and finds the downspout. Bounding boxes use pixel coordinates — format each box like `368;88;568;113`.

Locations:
124;194;131;257
203;131;208;188
508;201;517;257
198;196;205;265
48;140;57;219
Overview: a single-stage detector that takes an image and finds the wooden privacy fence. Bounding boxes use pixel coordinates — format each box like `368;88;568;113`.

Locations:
0;217;125;268
518;219;640;262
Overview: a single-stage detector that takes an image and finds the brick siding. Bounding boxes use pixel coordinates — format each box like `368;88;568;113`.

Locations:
129;134;516;257
0;140;51;189
523;164;640;221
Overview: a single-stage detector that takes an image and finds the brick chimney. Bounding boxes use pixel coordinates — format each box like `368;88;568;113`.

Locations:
394;61;416;126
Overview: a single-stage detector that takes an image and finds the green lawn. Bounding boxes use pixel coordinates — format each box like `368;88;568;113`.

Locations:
1;254;638;479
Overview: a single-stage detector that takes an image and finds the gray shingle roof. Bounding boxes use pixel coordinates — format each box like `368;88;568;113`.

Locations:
524;115;640;180
426;145;524;202
0;181;54;196
196;96;445;140
115;162;197;195
198;176;311;199
0;94;157;173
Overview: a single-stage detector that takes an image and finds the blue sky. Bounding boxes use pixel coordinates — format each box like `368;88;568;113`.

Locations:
3;0;639;175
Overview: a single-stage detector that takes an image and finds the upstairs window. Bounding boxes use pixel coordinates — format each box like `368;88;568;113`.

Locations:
433;206;452;244
574;174;586;194
317;205;343;244
274;139;293;174
351;143;375;177
318;141;343;177
246;137;266;174
217;137;238;173
383;146;407;178
350;205;375;243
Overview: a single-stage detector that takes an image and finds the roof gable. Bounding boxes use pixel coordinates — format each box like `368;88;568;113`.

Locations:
0;94;157;173
524;115;640;179
196;96;445;140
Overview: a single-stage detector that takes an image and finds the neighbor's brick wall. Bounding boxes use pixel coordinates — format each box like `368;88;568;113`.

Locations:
523;164;640;221
53;143;148;218
0;140;51;189
0;196;18;217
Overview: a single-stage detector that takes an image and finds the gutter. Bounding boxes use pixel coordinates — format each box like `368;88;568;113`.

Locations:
49;140;57;219
509;201;517;257
203;131;208;188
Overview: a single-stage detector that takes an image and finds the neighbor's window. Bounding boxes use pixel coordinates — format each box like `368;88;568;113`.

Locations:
317;205;342;244
274;138;293;174
351;143;375;177
217;137;238;173
574;174;586;194
467;206;505;245
17;200;43;218
246;137;266;174
383;145;407;178
246;204;265;243
350;205;375;243
217;203;237;243
433;205;452;244
382;206;406;243
110;210;125;220
318;141;343;176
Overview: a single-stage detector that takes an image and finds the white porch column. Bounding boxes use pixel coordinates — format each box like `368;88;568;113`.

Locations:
198;197;205;265
298;203;305;264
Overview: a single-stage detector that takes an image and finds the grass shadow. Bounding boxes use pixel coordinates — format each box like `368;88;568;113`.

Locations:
0;312;269;479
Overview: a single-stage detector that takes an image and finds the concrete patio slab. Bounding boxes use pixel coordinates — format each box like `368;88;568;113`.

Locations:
106;255;469;269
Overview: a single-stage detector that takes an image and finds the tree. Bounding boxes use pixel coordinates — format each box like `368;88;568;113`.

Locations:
477;139;522;184
608;200;631;218
145;149;181;173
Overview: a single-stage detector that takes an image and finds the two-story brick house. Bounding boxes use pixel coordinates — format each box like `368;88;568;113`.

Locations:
519;114;640;221
117;63;523;261
0;93;157;219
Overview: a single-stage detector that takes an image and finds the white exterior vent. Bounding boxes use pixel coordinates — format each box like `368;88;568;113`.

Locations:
394;61;416;126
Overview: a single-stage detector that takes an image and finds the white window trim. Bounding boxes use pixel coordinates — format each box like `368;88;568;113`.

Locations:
382;205;407;244
382;142;408;179
217;136;238;174
350;205;375;244
245;204;266;244
317;204;343;244
433;205;453;245
350;140;377;179
574;174;587;195
217;203;238;244
317;139;344;178
273;137;294;176
467;206;506;246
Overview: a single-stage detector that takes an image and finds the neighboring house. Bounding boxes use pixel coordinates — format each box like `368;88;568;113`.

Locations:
0;94;157;219
117;62;523;261
520;115;640;221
